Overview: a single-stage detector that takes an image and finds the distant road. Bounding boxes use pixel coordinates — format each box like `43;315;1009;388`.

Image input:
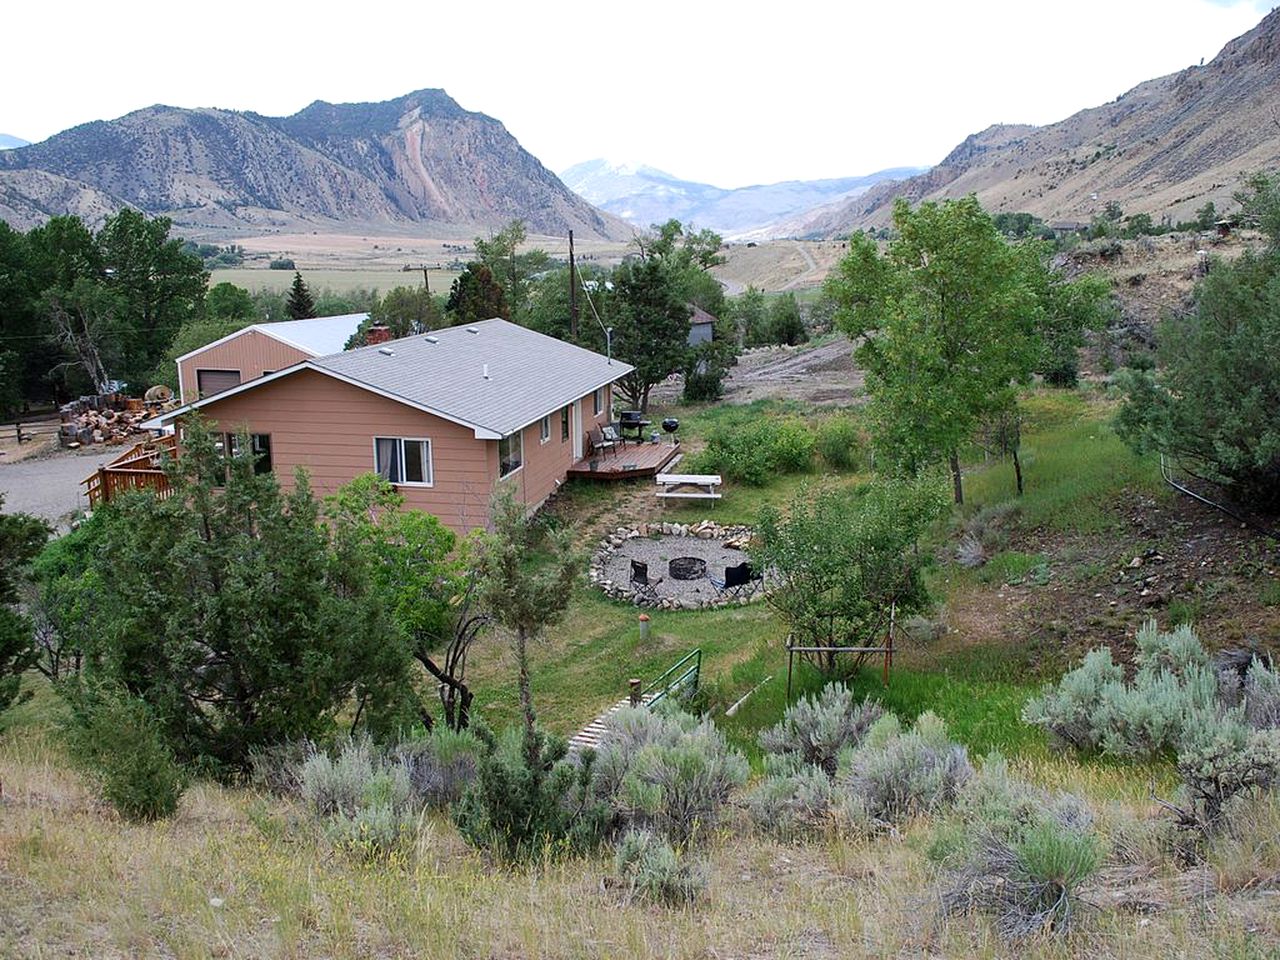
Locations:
718;277;745;296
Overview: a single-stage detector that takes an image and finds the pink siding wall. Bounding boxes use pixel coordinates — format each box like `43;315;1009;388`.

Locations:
496;388;612;512
178;330;313;403
199;369;496;533
195;371;621;534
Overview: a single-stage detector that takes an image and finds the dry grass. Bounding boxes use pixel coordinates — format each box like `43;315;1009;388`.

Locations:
3;701;1278;960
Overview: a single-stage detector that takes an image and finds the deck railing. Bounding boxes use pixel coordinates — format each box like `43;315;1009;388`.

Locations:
83;434;177;508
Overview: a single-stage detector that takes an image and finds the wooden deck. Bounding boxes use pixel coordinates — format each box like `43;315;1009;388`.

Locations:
565;441;681;480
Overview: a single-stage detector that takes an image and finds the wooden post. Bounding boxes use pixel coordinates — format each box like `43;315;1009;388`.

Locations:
628;678;642;707
15;422;22;445
569;229;578;339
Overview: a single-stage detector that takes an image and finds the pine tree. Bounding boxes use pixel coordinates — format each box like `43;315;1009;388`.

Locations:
286;272;316;320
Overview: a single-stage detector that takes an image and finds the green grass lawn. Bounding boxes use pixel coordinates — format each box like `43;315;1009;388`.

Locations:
474;385;1172;765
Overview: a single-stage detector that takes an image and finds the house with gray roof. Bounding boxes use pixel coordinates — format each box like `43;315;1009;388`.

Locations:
146;319;635;533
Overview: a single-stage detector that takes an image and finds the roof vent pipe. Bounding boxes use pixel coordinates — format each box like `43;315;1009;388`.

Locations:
483;363;490;380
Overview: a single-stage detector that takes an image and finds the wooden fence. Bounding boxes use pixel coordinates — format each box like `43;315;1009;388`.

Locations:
0;419;61;445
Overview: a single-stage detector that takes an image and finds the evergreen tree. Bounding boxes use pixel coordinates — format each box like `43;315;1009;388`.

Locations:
286;272;317;320
445;263;509;323
0;493;50;715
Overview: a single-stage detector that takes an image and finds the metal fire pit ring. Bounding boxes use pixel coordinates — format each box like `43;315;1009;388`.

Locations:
668;556;707;580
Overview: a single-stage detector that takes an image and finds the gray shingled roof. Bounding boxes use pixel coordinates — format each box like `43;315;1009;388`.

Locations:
311;318;632;438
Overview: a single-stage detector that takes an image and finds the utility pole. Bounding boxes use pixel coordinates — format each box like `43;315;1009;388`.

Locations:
569;229;578;338
422;265;430;293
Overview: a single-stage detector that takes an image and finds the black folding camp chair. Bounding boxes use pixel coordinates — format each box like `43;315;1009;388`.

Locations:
630;560;663;601
710;561;761;599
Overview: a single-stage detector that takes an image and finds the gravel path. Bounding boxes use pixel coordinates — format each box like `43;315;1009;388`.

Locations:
601;535;749;606
0;447;109;528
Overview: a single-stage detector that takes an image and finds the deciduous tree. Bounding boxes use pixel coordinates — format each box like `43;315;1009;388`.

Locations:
826;198;1042;503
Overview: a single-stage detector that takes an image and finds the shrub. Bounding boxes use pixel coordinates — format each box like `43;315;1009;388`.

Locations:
937;755;1101;940
758;684;883;776
248;739;314;797
268;258;296;270
454;724;608;861
814;415;864;472
301;737;380;817
64;685;186;822
1166;715;1280;835
745;758;837;840
1243;659;1280;730
614;829;708;905
392;726;482;808
690;417;815;485
594;705;748;845
328;801;417;862
838;712;973;825
1023;622;1220;757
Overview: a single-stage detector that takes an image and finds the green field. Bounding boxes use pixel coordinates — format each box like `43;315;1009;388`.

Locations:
210;267;460;296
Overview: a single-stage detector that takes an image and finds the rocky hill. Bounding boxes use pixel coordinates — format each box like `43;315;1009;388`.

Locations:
790;9;1280;237
0;90;630;240
561;159;922;237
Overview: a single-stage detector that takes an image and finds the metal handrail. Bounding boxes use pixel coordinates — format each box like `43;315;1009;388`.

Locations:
643;649;701;708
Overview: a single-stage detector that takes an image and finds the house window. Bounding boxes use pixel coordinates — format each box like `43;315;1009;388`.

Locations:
561;406;570;442
539;415;551;444
212;432;272;482
374;437;433;486
499;430;523;478
593;388;602;416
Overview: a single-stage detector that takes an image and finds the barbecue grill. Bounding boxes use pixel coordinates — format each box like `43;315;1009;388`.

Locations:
661;417;680;445
619;409;651;442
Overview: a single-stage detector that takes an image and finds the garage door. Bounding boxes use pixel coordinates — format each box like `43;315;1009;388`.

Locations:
196;369;242;398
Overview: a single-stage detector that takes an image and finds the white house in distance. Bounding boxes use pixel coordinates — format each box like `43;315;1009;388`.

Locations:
174;313;367;403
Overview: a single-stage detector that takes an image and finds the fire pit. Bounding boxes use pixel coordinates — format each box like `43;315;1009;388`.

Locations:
668;556;707;580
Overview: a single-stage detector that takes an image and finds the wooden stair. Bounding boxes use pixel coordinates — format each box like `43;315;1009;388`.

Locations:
567;695;653;754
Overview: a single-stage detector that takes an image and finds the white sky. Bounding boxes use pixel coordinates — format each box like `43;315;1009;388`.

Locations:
3;0;1272;189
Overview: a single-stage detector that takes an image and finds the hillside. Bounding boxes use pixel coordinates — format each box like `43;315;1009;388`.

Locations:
790;8;1280;237
561;159;922;237
0;90;631;240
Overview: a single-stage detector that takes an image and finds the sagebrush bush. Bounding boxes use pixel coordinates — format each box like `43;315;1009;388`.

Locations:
758;684;883;776
838;712;973;825
745;757;837;840
392;726;482;808
1243;659;1280;730
454;724;608;861
937;754;1101;941
327;801;417;861
1169;714;1280;834
300;737;380;817
594;705;748;845
814;415;864;472
64;685;186;822
248;739;313;796
614;829;708;905
1023;621;1221;757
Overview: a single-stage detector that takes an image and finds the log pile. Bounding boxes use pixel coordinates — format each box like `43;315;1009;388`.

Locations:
60;394;157;446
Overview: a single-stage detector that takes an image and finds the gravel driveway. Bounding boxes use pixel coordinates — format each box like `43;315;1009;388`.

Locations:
0;447;112;529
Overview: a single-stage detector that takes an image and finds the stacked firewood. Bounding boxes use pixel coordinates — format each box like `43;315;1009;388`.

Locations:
59;395;155;446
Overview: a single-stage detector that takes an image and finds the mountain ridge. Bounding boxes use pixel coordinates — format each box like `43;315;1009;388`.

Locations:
789;9;1280;237
560;159;925;237
0;90;630;240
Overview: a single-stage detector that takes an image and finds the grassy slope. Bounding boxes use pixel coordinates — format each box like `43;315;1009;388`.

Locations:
5;387;1279;957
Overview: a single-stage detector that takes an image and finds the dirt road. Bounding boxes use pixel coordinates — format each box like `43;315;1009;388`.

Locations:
0;447;107;528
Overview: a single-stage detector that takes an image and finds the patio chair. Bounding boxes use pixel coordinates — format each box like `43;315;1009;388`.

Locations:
590;426;617;458
601;423;628;449
710;561;761;599
630;560;663;601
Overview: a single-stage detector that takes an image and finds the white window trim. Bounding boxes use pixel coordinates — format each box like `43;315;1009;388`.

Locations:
592;388;602;416
372;436;435;487
498;429;524;479
539;415;551;444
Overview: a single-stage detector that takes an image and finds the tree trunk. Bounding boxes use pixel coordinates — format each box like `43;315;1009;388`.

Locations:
1013;446;1024;497
949;451;964;505
515;625;540;771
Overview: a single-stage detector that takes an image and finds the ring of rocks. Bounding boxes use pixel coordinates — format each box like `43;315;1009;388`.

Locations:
589;520;766;610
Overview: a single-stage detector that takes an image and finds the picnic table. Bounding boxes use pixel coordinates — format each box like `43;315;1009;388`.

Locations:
655;472;722;502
